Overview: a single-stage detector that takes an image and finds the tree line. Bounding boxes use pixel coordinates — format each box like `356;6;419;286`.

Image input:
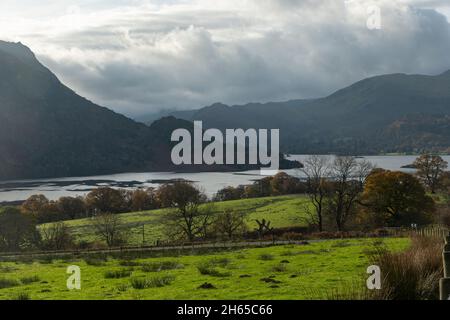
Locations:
301;154;449;232
0;153;448;252
0;181;249;251
213;172;307;201
18;185;176;224
14;172;306;225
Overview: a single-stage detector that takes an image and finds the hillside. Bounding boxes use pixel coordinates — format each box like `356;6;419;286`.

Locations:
0;41;164;180
150;72;450;154
0;41;299;180
41;195;311;246
0;238;408;300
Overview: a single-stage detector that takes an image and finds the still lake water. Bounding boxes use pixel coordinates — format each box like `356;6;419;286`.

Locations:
1;155;449;202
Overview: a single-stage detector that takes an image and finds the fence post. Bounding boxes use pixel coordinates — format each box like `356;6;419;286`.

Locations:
440;232;450;300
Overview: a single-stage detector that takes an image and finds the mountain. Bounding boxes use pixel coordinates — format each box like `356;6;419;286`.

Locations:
3;40;448;181
0;41;171;180
0;41;299;180
150;71;450;154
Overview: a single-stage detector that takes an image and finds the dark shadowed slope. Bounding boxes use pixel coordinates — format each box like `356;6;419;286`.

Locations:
0;41;300;180
0;41;193;180
153;71;450;154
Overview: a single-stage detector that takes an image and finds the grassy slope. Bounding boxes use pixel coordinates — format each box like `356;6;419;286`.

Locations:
41;195;312;246
0;238;409;300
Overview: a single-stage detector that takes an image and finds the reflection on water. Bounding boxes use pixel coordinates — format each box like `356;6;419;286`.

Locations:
1;155;449;202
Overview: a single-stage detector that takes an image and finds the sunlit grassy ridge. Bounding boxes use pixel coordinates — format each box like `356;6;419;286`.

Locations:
41;195;312;246
0;238;409;300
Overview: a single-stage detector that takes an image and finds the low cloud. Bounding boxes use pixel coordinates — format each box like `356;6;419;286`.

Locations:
1;0;450;117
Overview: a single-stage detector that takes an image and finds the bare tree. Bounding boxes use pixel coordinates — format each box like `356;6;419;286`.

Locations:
214;210;247;240
327;156;367;231
195;204;217;240
355;159;375;187
413;154;448;193
93;213;126;247
40;222;74;250
301;155;331;231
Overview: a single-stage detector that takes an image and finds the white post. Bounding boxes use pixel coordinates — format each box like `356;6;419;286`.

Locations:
440;232;450;300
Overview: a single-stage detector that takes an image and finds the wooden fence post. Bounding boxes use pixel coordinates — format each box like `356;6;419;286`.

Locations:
440;232;450;300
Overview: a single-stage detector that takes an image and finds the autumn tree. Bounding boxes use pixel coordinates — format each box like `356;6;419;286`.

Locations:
131;188;159;212
21;194;49;220
159;181;208;241
85;187;127;214
361;170;435;226
0;207;38;251
57;196;86;220
21;194;61;223
214;186;245;201
270;172;302;195
245;177;272;197
413;154;448;193
243;185;261;198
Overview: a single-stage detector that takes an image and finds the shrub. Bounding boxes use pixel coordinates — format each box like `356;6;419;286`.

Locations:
374;229;390;237
370;236;443;300
40;222;75;250
116;284;129;292
12;292;30;300
130;275;175;289
147;275;176;288
235;253;246;259
104;269;133;279
271;263;288;272
208;258;231;267
320;282;373;300
0;278;20;289
197;263;231;277
258;254;274;261
129;277;147;290
20;275;40;284
280;232;304;241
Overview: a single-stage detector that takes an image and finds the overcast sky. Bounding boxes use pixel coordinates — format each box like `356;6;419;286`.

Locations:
1;0;450;117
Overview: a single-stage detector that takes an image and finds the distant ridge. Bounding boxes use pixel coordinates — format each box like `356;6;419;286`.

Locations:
146;70;450;155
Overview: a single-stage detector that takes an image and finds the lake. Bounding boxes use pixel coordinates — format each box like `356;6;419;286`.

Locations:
1;155;449;202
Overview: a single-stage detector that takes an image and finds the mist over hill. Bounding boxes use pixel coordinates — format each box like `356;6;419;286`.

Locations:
150;71;450;155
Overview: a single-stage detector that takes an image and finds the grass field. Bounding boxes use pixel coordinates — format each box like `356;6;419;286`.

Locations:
0;238;409;300
41;195;312;246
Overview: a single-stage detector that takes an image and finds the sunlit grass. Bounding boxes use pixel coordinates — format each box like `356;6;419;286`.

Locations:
0;238;410;300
